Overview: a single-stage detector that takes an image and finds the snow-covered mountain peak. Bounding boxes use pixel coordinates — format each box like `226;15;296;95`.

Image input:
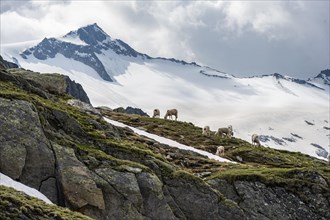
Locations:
71;23;109;42
314;69;330;85
19;23;151;81
62;23;144;57
307;69;330;90
64;23;113;47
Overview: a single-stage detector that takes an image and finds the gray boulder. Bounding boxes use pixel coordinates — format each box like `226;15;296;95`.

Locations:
53;143;105;211
0;98;56;202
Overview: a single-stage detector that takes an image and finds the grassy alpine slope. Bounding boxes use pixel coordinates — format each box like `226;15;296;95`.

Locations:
101;110;330;192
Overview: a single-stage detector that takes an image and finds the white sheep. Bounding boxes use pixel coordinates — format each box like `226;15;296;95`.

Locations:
164;109;178;120
202;126;211;136
152;109;160;118
251;133;261;146
215;146;225;156
216;125;233;138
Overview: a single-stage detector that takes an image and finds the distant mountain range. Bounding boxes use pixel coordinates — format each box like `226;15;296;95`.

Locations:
1;23;329;160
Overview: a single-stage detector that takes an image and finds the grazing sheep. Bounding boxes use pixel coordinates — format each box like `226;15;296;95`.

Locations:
164;109;178;120
152;109;160;118
216;125;233;138
202;126;211;136
216;146;225;156
252;134;261;146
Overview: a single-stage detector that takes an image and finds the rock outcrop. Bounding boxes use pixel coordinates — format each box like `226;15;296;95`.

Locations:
113;106;149;117
0;55;18;69
8;68;90;103
0;98;56;202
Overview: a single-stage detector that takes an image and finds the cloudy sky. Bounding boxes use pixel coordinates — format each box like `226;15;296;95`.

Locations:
0;0;329;78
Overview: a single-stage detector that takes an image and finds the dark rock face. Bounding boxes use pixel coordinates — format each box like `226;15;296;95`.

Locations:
136;172;176;220
0;55;18;69
65;77;91;104
53;143;105;210
125;106;149;117
113;106;149;117
0;98;57;201
259;135;286;145
310;143;328;158
314;69;330;85
208;179;330;220
166;174;245;220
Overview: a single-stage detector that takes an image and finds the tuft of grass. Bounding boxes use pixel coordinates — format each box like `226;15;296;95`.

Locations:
0;185;91;220
74;142;151;172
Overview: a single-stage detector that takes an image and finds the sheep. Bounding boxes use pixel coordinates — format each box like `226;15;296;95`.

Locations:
216;125;233;138
202;126;211;136
164;109;178;120
251;133;261;146
152;109;160;118
215;146;225;156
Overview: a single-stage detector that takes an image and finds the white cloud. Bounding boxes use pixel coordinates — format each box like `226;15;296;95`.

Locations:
0;0;329;78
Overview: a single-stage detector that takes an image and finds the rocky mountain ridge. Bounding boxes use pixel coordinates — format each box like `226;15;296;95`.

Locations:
0;62;329;219
19;23;198;82
311;69;330;86
0;55;18;69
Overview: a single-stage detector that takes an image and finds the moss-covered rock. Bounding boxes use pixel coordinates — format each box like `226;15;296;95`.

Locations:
53;143;105;210
0;185;92;220
7;68;90;103
0;97;56;203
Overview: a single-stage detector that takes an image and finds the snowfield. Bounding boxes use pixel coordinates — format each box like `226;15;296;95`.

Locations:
1;24;329;161
0;172;53;204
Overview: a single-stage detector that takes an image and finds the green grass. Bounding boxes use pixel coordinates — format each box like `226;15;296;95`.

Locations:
74;142;151;172
0;185;91;220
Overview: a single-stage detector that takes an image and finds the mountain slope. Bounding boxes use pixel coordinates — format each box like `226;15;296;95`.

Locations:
1;23;329;160
0;65;329;220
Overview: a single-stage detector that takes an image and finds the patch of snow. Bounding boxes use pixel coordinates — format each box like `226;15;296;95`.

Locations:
104;117;234;163
74;51;90;58
59;35;87;46
0;172;53;204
